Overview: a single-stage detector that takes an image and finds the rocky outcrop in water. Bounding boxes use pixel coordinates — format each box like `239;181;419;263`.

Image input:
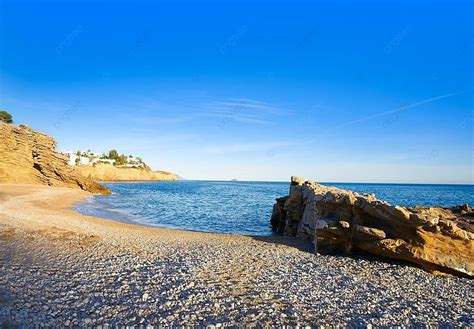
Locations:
271;176;474;277
0;122;110;194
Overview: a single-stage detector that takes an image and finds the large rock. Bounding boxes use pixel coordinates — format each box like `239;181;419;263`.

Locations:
271;176;474;277
0;122;110;194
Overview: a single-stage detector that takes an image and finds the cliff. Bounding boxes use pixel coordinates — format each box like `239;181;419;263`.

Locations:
76;164;179;182
271;176;474;277
0;122;110;194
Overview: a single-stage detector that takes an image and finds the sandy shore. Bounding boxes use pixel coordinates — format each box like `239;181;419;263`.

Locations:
0;184;472;326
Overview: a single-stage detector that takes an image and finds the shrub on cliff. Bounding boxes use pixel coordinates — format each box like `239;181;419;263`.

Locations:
115;154;129;166
108;149;119;159
0;110;13;123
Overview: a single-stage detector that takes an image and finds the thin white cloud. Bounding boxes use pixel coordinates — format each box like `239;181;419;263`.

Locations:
198;109;275;125
199;97;290;126
201;140;296;155
107;97;288;127
205;101;289;115
334;90;470;129
226;97;267;105
233;117;275;125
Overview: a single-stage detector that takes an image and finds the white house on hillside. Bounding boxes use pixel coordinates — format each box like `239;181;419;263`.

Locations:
62;150;139;167
63;151;101;166
63;151;78;166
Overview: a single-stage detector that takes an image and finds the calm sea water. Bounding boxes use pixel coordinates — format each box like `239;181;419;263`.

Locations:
75;181;474;236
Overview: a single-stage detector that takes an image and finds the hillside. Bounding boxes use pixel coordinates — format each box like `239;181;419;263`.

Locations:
0;122;110;194
76;163;179;182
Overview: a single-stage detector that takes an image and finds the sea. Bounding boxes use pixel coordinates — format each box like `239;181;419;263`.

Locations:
75;180;474;236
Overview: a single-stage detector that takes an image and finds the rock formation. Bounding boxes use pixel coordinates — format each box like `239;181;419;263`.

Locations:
271;176;474;277
76;164;179;182
0;122;110;194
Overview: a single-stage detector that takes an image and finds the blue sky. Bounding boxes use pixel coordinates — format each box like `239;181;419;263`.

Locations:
0;0;472;183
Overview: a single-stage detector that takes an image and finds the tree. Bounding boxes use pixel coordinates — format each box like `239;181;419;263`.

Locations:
108;149;119;159
0;110;13;123
115;154;128;166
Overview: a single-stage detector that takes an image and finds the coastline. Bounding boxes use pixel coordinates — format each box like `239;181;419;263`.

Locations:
1;184;472;326
0;184;244;242
75;164;178;183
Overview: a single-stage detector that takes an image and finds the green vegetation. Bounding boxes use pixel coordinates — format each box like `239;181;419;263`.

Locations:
106;149;142;166
0;110;13;123
115;154;129;166
71;148;146;167
108;149;119;159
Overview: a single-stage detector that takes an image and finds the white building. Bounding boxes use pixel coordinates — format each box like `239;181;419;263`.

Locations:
79;156;90;165
63;151;78;166
62;150;138;167
63;151;99;166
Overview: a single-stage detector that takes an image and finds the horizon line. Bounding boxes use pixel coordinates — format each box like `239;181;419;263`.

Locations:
116;178;474;186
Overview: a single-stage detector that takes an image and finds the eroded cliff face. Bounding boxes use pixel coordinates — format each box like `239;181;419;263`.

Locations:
0;122;110;194
271;176;474;277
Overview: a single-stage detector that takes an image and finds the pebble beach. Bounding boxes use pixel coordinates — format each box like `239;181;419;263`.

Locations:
0;184;472;327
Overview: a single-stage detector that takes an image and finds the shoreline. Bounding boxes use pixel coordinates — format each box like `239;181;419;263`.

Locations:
1;184;472;326
73;193;264;238
73;191;278;238
0;183;245;240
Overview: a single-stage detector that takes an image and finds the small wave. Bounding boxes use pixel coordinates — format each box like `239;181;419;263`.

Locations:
74;181;474;236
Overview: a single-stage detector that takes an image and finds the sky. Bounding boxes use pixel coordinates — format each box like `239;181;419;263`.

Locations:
0;0;473;183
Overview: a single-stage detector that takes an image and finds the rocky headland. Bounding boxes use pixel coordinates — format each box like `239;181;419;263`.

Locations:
76;164;179;182
271;176;474;277
0;122;110;194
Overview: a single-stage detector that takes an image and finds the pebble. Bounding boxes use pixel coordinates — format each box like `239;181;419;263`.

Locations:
0;223;472;327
